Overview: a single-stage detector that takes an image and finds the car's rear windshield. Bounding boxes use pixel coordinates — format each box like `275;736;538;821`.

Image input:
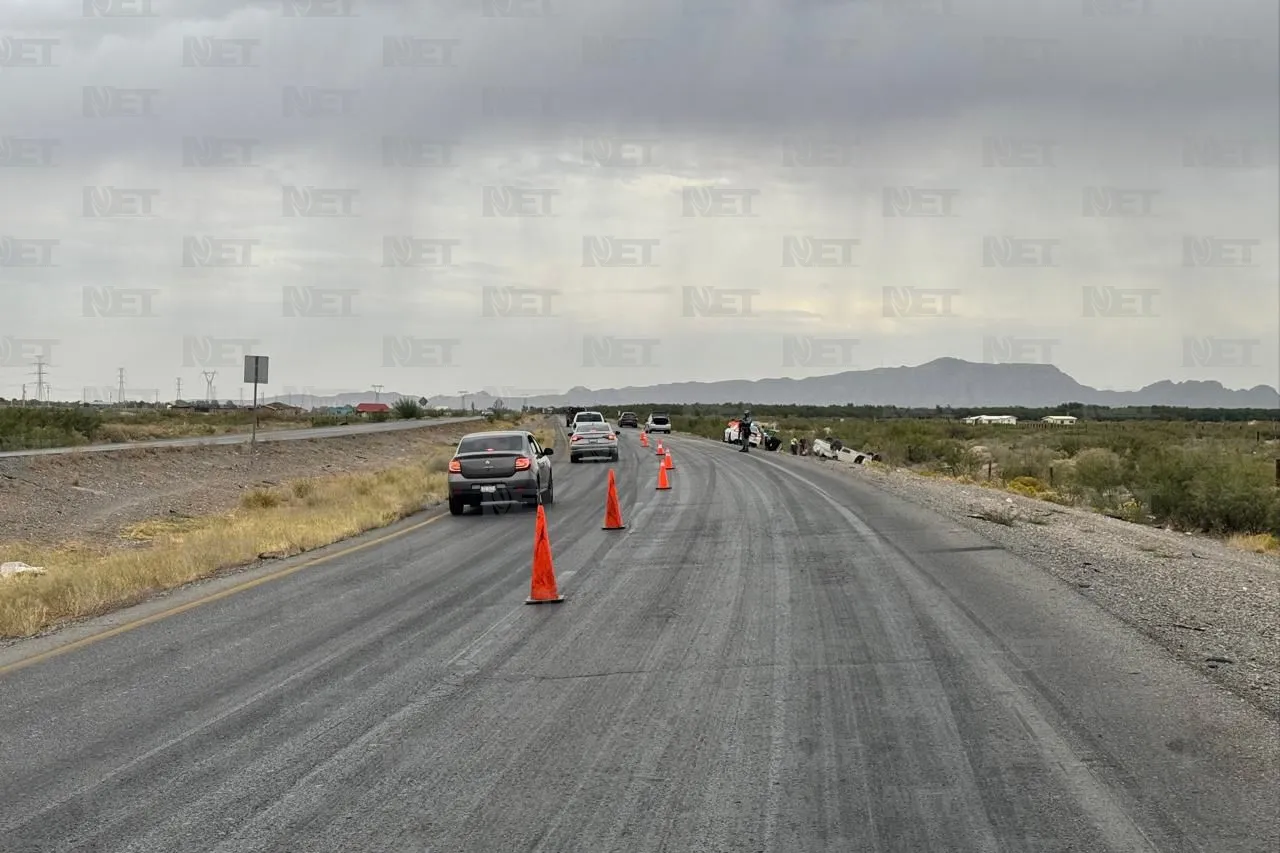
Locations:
651;416;669;423
576;412;604;420
457;435;524;453
574;423;611;433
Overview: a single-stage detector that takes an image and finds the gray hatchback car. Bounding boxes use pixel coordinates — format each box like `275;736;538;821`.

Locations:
447;430;554;515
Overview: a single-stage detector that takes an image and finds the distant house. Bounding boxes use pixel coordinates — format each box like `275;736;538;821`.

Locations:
1041;415;1077;425
261;401;303;414
355;402;392;416
963;414;1018;425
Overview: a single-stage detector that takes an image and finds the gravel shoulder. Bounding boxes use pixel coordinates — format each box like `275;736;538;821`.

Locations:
789;451;1280;719
0;421;478;550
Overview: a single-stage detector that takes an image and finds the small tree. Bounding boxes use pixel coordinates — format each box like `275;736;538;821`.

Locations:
392;397;425;420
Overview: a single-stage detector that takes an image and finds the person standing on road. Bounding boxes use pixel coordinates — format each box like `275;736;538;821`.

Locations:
739;410;752;452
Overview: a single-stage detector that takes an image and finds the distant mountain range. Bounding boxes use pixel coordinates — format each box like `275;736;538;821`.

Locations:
267;359;1280;411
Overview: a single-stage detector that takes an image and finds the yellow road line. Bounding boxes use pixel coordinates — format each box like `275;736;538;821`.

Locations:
0;513;445;679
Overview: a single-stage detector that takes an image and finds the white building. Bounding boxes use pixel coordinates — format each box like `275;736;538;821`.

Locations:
1041;415;1078;424
963;415;1018;424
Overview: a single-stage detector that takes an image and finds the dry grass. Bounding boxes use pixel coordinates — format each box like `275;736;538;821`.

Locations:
95;419;311;443
0;450;453;639
1227;532;1280;556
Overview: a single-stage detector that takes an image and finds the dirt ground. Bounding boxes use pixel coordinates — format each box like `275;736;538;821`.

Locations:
0;422;478;550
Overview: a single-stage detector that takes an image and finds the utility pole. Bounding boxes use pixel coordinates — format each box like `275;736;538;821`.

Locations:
202;371;217;403
372;384;383;402
175;377;182;402
32;358;47;403
117;367;125;405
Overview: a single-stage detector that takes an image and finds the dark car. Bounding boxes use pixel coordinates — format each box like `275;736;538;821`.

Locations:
447;430;554;515
617;411;639;428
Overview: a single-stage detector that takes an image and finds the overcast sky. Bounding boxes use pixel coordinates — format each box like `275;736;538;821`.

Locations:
0;0;1276;403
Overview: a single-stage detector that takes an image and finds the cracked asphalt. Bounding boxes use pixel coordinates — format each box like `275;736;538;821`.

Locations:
0;427;1276;852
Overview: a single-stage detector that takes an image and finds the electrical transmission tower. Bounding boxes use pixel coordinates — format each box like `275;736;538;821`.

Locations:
372;384;383;402
117;368;126;404
202;371;217;403
31;358;47;403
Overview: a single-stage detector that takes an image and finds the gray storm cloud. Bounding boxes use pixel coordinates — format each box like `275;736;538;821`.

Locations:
0;0;1276;400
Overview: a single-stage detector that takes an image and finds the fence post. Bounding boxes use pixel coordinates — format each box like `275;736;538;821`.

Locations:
987;460;992;480
1049;465;1055;486
1275;458;1279;487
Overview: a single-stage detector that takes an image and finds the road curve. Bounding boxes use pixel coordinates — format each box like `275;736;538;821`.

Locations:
0;416;483;458
0;429;1275;852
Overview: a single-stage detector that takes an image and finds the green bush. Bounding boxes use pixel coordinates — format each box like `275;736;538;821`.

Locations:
392;398;425;419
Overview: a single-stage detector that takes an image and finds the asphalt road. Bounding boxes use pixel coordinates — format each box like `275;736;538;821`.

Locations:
0;429;1276;852
0;416;482;458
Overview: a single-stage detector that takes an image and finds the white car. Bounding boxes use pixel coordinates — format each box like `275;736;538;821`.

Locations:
572;410;607;428
643;413;672;434
724;420;763;447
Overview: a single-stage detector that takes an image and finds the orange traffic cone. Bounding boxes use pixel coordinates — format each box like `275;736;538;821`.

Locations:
655;439;665;456
664;449;674;470
640;431;649;447
602;468;626;530
525;505;565;604
656;462;671;490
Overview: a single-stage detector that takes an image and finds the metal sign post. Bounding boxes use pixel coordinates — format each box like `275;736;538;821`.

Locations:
243;355;270;447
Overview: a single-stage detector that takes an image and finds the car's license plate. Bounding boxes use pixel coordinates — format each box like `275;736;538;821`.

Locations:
480;485;497;493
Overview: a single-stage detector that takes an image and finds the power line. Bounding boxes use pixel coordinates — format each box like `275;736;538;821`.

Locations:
372;384;383;402
175;377;182;402
117;368;125;404
201;371;217;403
31;358;47;403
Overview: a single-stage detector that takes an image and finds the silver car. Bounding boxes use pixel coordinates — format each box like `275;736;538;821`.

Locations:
569;421;619;463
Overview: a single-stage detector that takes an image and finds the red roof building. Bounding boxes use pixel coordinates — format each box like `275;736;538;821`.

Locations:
355;402;391;414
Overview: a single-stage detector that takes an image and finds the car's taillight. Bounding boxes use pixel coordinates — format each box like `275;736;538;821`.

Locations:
607;433;616;440
570;434;581;442
448;458;461;472
514;456;531;470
